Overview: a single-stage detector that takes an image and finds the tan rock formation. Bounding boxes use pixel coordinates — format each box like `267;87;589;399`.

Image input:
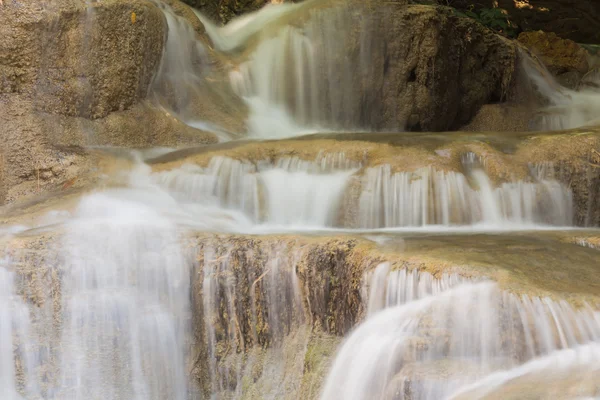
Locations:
0;0;221;205
150;127;600;226
518;31;589;76
4;229;598;398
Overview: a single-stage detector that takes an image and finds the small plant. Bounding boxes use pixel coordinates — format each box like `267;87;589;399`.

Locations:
454;6;517;37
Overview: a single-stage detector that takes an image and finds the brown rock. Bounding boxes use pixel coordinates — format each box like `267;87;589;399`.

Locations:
518;31;589;75
370;4;517;131
230;2;517;132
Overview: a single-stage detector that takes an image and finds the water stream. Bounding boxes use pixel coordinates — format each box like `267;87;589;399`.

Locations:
2;0;600;399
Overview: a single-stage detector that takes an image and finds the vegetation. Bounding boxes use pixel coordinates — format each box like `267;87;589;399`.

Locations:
453;6;518;37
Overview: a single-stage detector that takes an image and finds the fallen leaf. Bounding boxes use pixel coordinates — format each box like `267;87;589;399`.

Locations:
62;177;77;190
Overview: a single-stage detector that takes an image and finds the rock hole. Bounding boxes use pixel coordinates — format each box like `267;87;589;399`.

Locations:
408;68;417;82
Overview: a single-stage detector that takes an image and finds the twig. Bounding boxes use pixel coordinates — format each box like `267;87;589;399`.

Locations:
251;268;271;290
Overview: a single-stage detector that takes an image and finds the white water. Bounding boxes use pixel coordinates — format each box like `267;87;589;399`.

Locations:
151;2;209;118
357;164;572;228
323;267;600;400
196;2;306;53
52;193;191;400
448;343;600;399
200;1;383;134
0;262;40;400
154;154;573;230
154;153;360;228
3;1;600;399
524;57;600;130
200;242;306;398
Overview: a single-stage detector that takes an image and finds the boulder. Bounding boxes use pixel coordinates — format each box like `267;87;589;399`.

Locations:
229;2;517;132
0;0;220;205
518;31;589;76
368;4;517;131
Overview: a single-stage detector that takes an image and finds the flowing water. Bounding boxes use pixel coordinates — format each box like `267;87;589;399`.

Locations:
2;0;600;399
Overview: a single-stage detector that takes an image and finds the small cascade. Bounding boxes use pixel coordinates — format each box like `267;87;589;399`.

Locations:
523;56;600;130
150;2;210;118
150;1;243;139
199;242;307;399
154;153;359;228
0;262;40;400
53;192;191;399
322;267;600;400
259;155;360;227
156;153;574;230
358;164;573;228
447;343;600;399
156;157;262;221
202;1;382;134
364;263;466;315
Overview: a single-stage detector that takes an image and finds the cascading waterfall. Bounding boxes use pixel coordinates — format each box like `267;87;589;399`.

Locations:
322;266;600;400
154;153;360;228
357;164;572;228
53;192;191;399
3;0;600;397
199;242;307;399
149;0;207;114
149;1;242;140
259;155;360;227
523;55;600;130
363;263;466;315
447;343;600;399
0;261;40;400
202;0;381;134
155;152;573;230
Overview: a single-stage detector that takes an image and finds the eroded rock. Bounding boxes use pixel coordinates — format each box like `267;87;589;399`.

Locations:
518;31;589;76
0;0;223;205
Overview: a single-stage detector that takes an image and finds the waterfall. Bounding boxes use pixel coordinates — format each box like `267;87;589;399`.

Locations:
322;267;600;400
259;156;359;227
4;0;600;397
199;242;307;399
52;192;191;399
150;1;242;139
523;56;600;130
155;154;573;230
0;262;40;400
150;1;208;118
357;164;572;228
447;343;600;399
154;153;360;228
201;0;383;134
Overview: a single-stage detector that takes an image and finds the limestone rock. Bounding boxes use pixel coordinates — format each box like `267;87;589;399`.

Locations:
0;0;220;205
371;5;517;131
0;0;167;119
518;31;589;75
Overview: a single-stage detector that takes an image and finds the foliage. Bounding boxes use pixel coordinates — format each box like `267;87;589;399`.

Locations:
453;6;517;38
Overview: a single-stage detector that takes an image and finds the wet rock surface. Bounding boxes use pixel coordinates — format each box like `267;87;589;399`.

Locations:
3;227;599;398
1;0;599;398
0;0;221;205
